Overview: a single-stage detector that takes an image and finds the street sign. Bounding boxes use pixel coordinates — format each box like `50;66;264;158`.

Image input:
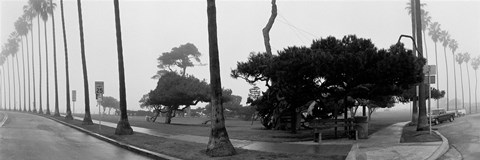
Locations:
95;81;104;101
72;90;77;102
424;75;436;84
423;65;436;75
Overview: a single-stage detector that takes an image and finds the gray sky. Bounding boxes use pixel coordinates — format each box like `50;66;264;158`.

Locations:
1;0;480;113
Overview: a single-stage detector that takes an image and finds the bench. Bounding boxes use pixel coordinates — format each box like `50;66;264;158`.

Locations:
310;118;356;142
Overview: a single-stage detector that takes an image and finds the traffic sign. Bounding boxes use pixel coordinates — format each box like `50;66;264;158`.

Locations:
72;90;77;102
95;81;104;101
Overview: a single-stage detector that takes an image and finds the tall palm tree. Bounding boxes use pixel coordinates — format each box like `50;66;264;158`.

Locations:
206;0;236;156
77;0;93;124
456;53;465;110
60;0;73;120
29;0;44;114
0;56;6;110
449;39;458;112
421;10;431;60
15;16;30;112
24;5;37;113
5;33;20;111
464;52;472;114
428;22;441;109
439;30;450;110
113;0;133;134
471;56;480;113
39;0;54;115
48;0;60;117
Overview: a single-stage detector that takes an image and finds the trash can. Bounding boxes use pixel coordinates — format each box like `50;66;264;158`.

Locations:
354;116;368;139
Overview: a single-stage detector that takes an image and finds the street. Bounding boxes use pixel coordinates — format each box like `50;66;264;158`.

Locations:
437;113;480;160
0;111;150;160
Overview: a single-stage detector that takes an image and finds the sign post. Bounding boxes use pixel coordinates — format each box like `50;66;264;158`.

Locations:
423;65;436;135
95;81;104;131
72;90;77;115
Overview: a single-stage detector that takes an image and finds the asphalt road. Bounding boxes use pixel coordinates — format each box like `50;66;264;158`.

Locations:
437;113;480;160
0;111;150;160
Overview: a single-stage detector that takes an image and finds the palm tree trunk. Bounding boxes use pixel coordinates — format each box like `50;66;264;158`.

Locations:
443;47;449;110
2;67;6;110
51;0;60;117
31;19;36;113
20;38;26;112
61;0;73;120
466;64;471;114
44;21;50;115
12;57;17;111
206;0;236;156
434;42;439;109
410;0;418;125
16;50;22;111
25;35;31;112
77;0;93;125
453;51;457;112
475;70;478;113
7;59;12;110
460;65;464;110
38;16;43;114
113;0;133;135
415;0;428;131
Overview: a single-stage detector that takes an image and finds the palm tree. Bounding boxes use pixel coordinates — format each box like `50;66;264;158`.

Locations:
428;22;441;109
456;53;465;110
48;0;60;117
29;0;44;114
449;39;459;112
39;0;54;115
206;0;236;156
113;0;133;135
0;55;6;110
60;0;73;120
77;0;93;125
421;10;431;60
463;52;472;114
15;16;30;112
24;5;37;113
471;56;480;113
5;33;20;111
439;30;450;110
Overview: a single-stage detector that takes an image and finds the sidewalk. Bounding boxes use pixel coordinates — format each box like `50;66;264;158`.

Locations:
71;115;447;160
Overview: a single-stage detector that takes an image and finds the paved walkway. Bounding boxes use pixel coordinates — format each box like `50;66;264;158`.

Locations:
71;115;445;159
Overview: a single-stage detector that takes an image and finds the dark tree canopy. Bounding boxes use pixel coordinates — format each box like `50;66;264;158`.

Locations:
149;72;210;106
154;43;202;78
232;35;426;127
398;84;445;103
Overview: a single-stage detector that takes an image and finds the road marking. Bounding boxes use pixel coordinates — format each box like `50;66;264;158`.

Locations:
0;112;8;127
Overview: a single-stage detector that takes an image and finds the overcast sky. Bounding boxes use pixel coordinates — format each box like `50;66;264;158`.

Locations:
1;0;480;114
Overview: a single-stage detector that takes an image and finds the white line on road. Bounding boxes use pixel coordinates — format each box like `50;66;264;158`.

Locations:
0;112;8;127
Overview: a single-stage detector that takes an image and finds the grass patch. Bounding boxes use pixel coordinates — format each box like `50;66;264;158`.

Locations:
400;123;442;143
52;116;345;160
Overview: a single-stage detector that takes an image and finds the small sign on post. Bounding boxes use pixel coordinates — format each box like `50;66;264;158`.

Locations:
95;81;104;101
72;90;77;114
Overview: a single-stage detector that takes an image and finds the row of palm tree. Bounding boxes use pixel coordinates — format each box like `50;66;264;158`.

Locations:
0;0;133;135
407;1;479;117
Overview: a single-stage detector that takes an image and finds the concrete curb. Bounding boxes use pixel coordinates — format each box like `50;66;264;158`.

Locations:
37;114;181;160
426;130;449;160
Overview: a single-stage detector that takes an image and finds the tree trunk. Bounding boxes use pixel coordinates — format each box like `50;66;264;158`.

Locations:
415;0;428;131
31;19;37;113
460;65;464;109
113;0;133;135
51;0;60;117
2;67;5;110
434;42;439;109
21;38;26;111
206;0;236;157
25;35;31;112
44;21;50;115
77;0;93;125
5;63;10;110
411;87;418;125
11;58;16;111
443;47;449;110
61;0;73;120
410;0;418;125
263;0;277;55
476;70;478;113
453;51;457;112
38;16;43;114
466;64;471;114
165;106;173;124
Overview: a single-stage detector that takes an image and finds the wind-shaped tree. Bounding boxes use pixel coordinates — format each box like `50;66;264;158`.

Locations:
154;43;202;78
449;39;459;111
428;22;441;109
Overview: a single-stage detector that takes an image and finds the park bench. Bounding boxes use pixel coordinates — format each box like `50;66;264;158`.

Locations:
309;118;356;142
